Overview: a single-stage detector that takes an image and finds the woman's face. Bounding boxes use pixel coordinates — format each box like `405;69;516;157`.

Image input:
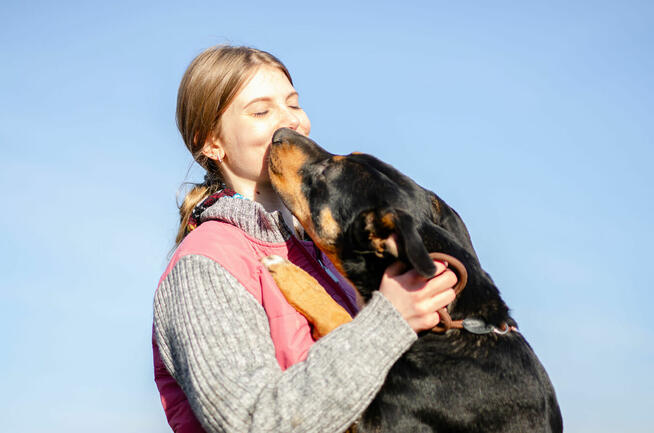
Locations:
208;65;311;191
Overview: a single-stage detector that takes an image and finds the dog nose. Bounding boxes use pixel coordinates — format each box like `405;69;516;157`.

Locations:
272;127;300;145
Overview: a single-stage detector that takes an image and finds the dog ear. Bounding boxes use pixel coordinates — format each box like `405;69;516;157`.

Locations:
351;208;436;278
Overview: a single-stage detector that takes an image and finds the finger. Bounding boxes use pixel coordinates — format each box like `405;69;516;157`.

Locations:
432;260;449;277
430;310;442;328
399;259;449;283
422;310;443;331
423;288;456;313
384;261;407;278
422;269;458;297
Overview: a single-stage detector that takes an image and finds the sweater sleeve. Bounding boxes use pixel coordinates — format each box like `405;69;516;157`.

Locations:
153;254;416;433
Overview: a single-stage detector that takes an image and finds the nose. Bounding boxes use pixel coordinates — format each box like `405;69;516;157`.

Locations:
280;106;301;131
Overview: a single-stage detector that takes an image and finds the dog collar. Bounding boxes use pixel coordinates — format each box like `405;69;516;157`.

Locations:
461;318;519;335
427;252;517;335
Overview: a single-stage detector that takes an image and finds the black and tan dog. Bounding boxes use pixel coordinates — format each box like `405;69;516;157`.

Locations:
264;127;562;433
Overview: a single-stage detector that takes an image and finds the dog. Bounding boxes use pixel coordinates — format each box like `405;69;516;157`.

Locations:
263;127;562;433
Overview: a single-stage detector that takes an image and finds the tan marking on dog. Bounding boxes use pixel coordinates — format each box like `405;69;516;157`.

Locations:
307;226;343;272
380;211;396;230
318;207;341;242
332;155;345;161
431;195;441;214
269;144;311;224
370;234;399;258
371;237;386;257
363;210;376;232
362;211;400;258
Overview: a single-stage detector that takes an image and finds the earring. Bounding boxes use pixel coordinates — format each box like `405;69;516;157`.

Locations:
215;153;223;163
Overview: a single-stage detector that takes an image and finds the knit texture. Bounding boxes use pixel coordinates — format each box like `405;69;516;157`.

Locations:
153;196;417;433
200;196;292;243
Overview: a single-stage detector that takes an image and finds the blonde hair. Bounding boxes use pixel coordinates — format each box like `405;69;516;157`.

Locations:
174;45;292;245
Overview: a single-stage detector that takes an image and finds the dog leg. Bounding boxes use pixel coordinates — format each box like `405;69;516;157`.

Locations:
262;255;353;339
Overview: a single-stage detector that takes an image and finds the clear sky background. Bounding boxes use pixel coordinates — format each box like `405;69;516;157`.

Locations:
1;1;652;432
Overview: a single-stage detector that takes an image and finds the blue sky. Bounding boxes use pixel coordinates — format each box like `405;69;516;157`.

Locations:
1;1;652;432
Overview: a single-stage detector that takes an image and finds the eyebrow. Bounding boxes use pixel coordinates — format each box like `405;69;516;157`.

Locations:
243;91;299;109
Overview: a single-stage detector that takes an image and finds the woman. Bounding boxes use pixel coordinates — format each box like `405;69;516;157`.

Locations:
153;45;457;433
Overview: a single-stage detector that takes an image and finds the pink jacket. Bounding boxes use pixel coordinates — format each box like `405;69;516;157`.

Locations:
153;219;359;433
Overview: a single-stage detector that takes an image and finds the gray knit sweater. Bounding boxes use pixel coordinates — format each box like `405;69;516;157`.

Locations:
153;197;417;433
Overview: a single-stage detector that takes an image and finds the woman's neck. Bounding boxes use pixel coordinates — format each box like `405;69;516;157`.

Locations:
226;177;303;237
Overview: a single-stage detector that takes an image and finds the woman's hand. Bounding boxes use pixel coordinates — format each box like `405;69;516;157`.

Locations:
379;260;457;333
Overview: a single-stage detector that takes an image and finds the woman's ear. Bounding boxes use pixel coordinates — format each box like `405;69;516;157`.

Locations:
202;134;225;162
351;208;436;278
